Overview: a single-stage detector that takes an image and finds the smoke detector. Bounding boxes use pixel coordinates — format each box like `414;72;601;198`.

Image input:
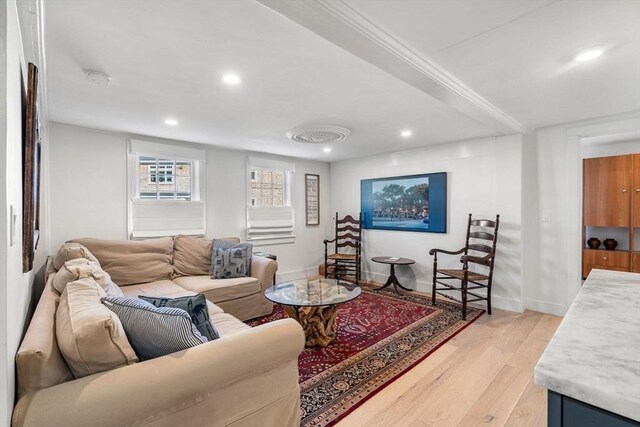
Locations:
286;125;351;144
84;70;111;85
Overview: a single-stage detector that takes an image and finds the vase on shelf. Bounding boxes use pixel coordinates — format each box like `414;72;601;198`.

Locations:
587;238;601;249
603;239;618;251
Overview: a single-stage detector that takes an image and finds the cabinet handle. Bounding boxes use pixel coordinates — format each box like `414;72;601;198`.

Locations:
622;189;627;193
603;257;607;260
636;189;640;193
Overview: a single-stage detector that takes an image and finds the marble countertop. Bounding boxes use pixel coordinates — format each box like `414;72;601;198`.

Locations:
535;269;640;421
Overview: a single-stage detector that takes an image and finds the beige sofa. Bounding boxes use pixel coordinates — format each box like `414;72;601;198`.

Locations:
13;236;305;427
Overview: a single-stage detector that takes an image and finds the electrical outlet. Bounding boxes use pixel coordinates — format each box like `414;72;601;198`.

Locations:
542;210;552;222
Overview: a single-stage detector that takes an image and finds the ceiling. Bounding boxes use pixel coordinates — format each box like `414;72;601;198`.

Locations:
45;0;640;161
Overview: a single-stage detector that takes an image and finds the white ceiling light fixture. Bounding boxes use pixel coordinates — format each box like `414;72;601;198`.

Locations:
222;73;242;85
323;147;332;153
84;69;111;85
164;118;178;126
286;125;351;144
574;48;604;62
401;130;413;137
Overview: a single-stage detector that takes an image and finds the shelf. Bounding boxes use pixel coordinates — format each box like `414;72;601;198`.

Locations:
583;248;630;253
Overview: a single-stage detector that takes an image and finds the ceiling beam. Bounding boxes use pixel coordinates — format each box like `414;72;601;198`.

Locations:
257;0;527;135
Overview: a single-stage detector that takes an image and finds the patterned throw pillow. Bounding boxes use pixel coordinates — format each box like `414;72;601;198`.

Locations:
102;297;207;361
211;247;249;279
212;239;253;275
139;294;219;341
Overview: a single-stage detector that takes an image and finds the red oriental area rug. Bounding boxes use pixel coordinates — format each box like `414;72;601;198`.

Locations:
247;287;483;427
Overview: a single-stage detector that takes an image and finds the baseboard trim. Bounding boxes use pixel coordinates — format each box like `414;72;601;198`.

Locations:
362;270;524;313
524;298;567;316
277;267;318;283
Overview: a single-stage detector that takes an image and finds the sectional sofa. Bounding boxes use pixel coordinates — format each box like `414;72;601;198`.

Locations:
13;236;305;427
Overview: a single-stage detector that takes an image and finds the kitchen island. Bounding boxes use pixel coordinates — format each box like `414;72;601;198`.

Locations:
535;269;640;426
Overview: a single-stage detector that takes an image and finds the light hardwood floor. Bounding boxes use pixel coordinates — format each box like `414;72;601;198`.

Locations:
335;306;562;427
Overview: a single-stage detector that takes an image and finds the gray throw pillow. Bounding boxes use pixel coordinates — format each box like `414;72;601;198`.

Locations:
211;247;249;279
102;296;207;361
212;239;253;275
139;294;219;341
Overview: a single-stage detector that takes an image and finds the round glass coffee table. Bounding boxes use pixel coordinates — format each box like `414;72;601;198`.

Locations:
265;278;361;347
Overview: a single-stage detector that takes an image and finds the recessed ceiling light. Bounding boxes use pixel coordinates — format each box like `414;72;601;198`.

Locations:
575;49;603;62
401;130;412;137
164;118;178;126
222;73;241;85
323;147;332;153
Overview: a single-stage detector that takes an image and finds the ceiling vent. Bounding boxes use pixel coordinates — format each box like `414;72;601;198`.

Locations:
286;125;351;144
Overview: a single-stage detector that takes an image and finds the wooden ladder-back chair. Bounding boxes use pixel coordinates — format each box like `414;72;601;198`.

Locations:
323;212;362;285
428;213;500;320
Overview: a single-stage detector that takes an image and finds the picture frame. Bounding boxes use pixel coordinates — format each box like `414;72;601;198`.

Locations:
22;62;40;272
305;173;320;226
361;172;447;233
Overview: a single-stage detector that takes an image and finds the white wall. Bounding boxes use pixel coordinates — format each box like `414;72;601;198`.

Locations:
1;1;48;425
521;111;640;316
581;139;640;158
49;123;331;281
330;134;524;313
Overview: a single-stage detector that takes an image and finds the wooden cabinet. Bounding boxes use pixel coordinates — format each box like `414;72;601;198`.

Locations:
583;155;632;227
582;154;639;278
633;253;640;274
633;154;640;228
582;249;630;278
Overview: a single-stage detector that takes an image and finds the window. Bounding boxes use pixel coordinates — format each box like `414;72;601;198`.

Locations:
250;168;287;207
137;156;192;200
128;140;206;238
246;157;295;245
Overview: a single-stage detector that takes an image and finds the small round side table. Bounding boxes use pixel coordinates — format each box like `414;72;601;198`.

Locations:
371;256;415;293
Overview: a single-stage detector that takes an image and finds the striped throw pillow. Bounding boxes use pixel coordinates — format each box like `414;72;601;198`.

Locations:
102;297;207;361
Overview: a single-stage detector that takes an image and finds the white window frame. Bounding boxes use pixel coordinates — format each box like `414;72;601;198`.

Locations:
128;139;206;239
246;157;296;245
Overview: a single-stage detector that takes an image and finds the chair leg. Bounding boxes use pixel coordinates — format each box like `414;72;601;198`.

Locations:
461;276;468;321
431;258;437;306
487;283;492;315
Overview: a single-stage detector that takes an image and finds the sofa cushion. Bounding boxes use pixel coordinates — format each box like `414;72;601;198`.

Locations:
173;276;261;303
15;285;74;397
173;235;212;277
120;280;224;316
70;237;174;285
213;239;253;275
210;313;251;337
53;242;100;270
102;296;207;361
139;294;219;341
212;247;250;279
52;258;122;297
56;278;138;378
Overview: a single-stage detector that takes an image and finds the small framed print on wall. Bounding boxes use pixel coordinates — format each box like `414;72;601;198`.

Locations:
305;174;320;226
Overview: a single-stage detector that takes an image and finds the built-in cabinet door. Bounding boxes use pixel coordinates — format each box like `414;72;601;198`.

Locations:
633;154;640;228
583;155;632;227
582;249;630;278
633;253;640;273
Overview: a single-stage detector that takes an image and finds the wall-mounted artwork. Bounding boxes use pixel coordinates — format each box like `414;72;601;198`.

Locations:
305;174;320;225
23;62;40;272
361;172;447;233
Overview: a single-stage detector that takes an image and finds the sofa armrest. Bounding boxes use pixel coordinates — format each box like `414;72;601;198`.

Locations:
13;319;304;427
251;255;278;290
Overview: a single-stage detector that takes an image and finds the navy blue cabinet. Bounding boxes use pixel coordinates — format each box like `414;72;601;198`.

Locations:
548;391;640;427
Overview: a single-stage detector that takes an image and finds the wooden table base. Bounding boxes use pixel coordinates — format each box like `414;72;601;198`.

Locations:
377;263;414;293
284;305;339;347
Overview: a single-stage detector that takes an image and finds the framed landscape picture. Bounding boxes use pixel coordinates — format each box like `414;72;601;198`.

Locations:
22;62;40;272
305;173;320;226
361;172;447;233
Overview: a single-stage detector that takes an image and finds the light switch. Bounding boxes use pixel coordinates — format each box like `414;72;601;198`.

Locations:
10;205;17;246
542;210;552;222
